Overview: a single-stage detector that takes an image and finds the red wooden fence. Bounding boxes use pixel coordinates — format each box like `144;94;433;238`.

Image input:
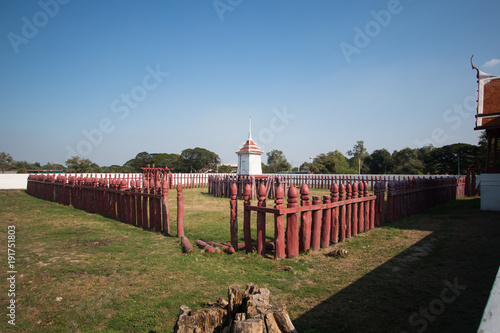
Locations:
385;177;466;222
231;182;382;259
232;177;465;259
209;173;463;199
26;174;185;236
209;174;288;200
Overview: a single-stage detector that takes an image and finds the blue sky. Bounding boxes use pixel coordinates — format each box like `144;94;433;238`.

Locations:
1;0;500;168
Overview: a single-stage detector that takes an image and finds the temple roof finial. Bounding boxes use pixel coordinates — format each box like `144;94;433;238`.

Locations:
249;116;252;139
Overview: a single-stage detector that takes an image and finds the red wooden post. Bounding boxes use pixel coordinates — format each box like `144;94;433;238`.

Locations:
69;176;76;207
119;179;128;222
230;183;238;250
257;184;267;256
311;196;322;250
162;180;170;234
243;184;252;253
330;183;339;244
142;179;149;228
339;184;346;242
126;179;133;224
380;181;386;226
130;180;136;225
395;180;401;221
386;181;394;222
299;184;312;252
149;179;156;230
365;181;371;230
358;182;364;234
177;184;184;237
135;179;143;227
374;182;381;227
154;180;162;232
347;183;353;238
274;185;286;259
321;195;331;248
286;185;299;258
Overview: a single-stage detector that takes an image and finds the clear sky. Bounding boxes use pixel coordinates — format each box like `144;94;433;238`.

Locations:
1;0;500;168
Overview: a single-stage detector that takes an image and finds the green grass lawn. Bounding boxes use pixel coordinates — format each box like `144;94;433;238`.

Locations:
1;188;499;332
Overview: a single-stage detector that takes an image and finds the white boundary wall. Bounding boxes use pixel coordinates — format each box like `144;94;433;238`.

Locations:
0;173;142;190
0;174;30;189
1;173;463;190
480;173;500;211
478;266;500;332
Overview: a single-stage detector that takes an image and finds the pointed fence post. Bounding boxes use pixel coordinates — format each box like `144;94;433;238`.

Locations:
162;180;170;234
119;179;128;223
365;181;372;230
149;179;156;231
130;180;137;225
135;179;142;227
339;184;346;242
142;180;149;228
154;180;162;232
177;184;184;237
346;184;353;238
374;182;381;227
311;196;322;250
286;185;299;258
243;184;252;253
257;184;267;256
330;183;339;244
358;182;365;234
274;185;286;259
321;195;331;248
351;183;358;236
230;183;238;250
299;184;312;252
386;181;395;223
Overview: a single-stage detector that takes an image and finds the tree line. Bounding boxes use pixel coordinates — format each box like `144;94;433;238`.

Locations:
262;135;490;175
0;148;229;174
0;135;492;175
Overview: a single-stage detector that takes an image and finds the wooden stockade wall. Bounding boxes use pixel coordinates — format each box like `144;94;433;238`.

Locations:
209;174;289;200
230;177;465;259
385;177;466;222
26;174;186;237
209;173;461;199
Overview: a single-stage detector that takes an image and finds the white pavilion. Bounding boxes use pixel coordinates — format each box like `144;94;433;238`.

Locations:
236;119;263;175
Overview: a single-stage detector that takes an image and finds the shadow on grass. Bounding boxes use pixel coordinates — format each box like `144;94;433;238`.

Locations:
293;199;500;333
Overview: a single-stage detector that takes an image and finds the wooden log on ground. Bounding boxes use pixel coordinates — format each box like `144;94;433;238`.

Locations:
180;236;193;253
195;239;215;254
202;240;235;254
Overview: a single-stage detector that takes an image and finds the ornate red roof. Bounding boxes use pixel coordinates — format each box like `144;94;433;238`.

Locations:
236;138;264;155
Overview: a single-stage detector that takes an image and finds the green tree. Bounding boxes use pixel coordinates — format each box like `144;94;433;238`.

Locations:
217;164;235;173
151;153;183;171
417;145;435;174
123;152;153;172
101;165;133;173
42;163;66;171
180;147;220;173
65;156;94;173
365;149;393;174
347;141;370;173
13;160;41;173
264;150;291;173
0;152;13;173
427;143;481;175
392;148;425;174
307;150;354;174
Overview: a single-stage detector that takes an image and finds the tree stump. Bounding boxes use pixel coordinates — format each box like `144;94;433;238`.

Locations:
174;284;298;333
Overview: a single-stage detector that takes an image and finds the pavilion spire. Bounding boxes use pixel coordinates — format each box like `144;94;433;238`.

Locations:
249;116;252;139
